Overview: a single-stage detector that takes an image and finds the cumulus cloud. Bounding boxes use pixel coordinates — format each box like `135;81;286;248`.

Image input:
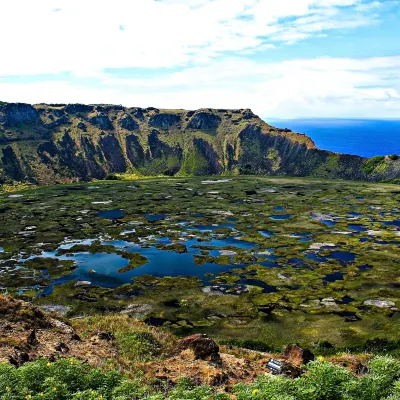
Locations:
0;0;385;75
0;0;398;117
1;55;399;118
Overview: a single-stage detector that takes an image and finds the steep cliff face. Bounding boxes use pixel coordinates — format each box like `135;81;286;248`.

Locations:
0;102;399;185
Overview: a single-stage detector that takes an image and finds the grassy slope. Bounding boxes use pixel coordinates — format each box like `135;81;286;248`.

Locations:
1;294;400;399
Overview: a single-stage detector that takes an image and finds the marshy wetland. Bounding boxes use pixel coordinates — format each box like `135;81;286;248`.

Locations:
0;176;399;348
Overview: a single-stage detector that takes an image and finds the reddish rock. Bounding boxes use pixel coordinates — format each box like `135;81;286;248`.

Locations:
178;334;219;360
281;363;302;378
283;344;314;367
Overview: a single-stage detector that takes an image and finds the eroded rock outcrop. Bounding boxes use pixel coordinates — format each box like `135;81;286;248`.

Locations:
149;113;181;129
118;114;139;131
0;102;399;185
0;103;39;127
88;113;114;130
187;111;221;130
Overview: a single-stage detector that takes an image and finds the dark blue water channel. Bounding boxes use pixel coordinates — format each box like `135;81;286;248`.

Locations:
97;209;126;219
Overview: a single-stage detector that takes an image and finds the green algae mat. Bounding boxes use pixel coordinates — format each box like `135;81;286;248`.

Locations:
0;176;399;348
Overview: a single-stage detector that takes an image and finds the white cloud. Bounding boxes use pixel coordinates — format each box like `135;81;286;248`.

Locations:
0;0;398;118
1;55;399;118
0;0;385;75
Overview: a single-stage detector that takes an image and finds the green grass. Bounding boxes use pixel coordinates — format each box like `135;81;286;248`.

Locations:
1;356;400;399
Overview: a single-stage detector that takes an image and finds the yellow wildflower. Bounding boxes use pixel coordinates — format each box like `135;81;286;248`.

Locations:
47;362;51;367
53;387;57;391
25;395;32;399
252;389;260;395
317;356;325;361
6;387;11;392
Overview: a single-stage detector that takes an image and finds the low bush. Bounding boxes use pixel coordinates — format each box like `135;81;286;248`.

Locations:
116;330;162;363
1;356;400;399
380;178;400;184
0;358;147;400
233;357;400;400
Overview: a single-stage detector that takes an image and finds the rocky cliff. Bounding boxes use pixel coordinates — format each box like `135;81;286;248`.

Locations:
0;102;399;185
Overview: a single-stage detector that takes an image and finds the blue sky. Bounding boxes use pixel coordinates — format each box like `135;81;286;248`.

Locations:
0;0;399;118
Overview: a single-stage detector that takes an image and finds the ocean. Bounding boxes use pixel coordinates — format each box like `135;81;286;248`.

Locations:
267;119;400;158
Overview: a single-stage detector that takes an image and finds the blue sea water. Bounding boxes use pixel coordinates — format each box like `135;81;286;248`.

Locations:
268;119;400;158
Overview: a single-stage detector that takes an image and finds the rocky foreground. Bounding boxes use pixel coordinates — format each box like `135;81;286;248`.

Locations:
0;295;377;392
1;102;399;185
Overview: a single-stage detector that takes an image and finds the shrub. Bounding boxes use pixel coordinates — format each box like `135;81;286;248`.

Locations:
380;178;400;184
235;374;296;400
2;356;400;400
388;154;399;160
164;378;229;400
116;330;162;362
295;360;353;400
233;358;400;400
0;358;142;400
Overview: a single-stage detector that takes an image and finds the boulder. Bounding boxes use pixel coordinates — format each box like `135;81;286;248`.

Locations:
187;112;221;130
283;344;314;367
178;334;219;360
